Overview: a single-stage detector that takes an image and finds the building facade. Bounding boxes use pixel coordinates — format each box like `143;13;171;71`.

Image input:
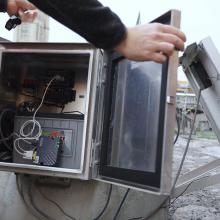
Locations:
176;81;212;133
13;11;49;42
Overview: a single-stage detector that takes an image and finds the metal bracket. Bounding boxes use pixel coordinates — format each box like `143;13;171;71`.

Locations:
172;157;220;198
173;37;220;198
173;171;220;199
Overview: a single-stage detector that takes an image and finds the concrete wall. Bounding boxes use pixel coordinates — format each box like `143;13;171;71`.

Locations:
0;171;167;220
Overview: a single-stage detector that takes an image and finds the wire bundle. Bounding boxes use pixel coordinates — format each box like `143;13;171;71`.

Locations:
14;77;57;157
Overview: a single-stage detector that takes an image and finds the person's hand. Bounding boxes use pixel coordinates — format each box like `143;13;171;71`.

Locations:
115;23;186;63
7;0;37;22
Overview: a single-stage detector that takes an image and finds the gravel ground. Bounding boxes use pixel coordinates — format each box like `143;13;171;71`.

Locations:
169;136;220;220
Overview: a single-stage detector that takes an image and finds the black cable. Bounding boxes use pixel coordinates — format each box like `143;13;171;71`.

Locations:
28;179;56;220
93;184;113;220
61;111;84;115
37;185;76;220
0;109;15;151
16;175;43;220
173;111;181;145
60;105;65;113
169;181;194;207
19;94;64;109
17;175;73;220
113;188;130;220
142;198;168;220
127;217;143;220
169;174;211;209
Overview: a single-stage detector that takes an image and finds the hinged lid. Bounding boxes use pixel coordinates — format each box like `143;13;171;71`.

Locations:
94;10;181;194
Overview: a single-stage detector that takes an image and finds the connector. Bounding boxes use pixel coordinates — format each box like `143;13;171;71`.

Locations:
54;75;65;81
23;150;33;160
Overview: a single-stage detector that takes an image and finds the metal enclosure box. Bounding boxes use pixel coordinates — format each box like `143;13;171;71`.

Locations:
0;10;181;194
0;43;99;180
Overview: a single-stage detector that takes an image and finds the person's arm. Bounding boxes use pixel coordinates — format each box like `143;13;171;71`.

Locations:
1;0;37;22
0;0;7;12
28;0;127;50
28;0;186;63
115;23;186;62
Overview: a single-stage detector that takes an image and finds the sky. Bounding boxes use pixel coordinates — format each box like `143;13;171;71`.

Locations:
0;0;220;80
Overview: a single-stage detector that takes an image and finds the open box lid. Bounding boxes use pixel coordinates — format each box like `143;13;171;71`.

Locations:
93;10;181;194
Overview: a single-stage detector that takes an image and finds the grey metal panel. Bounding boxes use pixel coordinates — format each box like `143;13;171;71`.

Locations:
13;116;84;170
0;43;100;180
0;42;95;50
176;158;220;187
183;37;220;144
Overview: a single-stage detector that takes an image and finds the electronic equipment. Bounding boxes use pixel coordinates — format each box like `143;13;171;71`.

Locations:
13;114;84;169
35;135;63;166
5;15;21;31
0;10;181;194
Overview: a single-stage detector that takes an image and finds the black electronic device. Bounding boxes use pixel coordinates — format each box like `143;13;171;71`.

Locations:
45;88;76;104
34;132;64;166
5;15;21;31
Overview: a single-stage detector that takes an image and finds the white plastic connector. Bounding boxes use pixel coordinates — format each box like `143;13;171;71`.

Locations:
54;75;64;81
23;150;33;160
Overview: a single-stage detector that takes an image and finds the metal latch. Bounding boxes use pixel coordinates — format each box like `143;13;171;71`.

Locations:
167;96;175;104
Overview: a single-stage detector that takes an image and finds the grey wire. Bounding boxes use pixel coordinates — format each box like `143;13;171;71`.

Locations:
113;188;130;220
169;174;211;209
171;89;201;194
142;90;202;220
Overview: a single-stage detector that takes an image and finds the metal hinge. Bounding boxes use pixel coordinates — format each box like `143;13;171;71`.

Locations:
167;96;175;104
89;139;101;168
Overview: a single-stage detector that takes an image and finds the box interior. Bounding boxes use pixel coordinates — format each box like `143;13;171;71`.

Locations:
0;51;91;172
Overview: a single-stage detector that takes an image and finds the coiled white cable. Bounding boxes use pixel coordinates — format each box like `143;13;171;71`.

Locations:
14;76;57;156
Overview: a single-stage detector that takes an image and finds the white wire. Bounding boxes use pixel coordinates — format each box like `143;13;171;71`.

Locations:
30;76;56;136
14;77;56;156
14;139;25;155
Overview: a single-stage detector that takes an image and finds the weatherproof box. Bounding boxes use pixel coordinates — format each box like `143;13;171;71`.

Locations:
0;10;180;194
